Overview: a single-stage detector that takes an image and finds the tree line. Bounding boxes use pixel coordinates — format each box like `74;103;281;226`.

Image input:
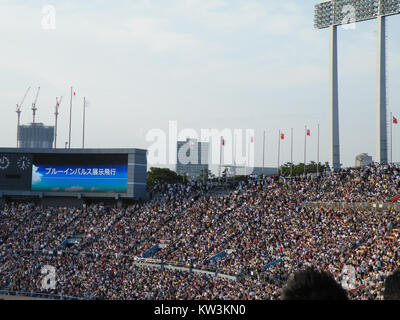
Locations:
146;162;331;189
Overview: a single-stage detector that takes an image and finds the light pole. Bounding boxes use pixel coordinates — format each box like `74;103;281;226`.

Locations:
290;128;293;176
314;0;400;168
317;124;320;175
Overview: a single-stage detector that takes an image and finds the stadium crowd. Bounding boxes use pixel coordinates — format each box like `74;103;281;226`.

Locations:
1;163;400;300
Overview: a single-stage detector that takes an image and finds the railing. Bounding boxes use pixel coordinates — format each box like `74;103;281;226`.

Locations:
142;244;160;258
205;250;227;265
264;258;284;270
303;201;400;211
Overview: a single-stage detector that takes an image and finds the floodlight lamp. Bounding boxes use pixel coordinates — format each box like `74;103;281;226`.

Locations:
314;0;400;28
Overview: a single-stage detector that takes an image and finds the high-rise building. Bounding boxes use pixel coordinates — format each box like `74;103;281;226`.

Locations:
355;153;373;168
176;138;209;179
18;123;54;149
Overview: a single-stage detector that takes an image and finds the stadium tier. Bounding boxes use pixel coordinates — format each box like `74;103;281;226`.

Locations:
1;163;400;300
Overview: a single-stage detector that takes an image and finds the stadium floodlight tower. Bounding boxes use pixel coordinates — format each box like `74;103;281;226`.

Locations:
314;0;400;169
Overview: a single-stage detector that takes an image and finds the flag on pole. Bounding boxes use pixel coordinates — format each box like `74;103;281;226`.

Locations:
222;138;225;146
250;136;254;143
56;97;62;109
307;129;311;136
281;133;285;140
393;116;398;124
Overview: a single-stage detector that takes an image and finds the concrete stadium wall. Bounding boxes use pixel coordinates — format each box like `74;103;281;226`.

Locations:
131;261;237;281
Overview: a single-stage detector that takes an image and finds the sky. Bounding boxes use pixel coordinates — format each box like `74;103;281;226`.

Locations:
1;0;400;171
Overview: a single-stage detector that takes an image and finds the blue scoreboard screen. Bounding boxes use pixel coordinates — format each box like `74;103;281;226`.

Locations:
31;154;128;193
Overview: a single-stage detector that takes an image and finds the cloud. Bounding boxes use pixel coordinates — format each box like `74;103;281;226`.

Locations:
1;0;400;168
167;0;306;35
123;18;202;54
65;186;84;192
31;165;42;185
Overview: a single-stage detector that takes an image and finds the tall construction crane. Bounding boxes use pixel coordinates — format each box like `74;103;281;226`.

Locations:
54;96;63;148
31;86;40;123
16;87;31;147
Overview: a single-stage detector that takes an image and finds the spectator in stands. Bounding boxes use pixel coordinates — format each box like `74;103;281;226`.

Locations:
384;269;400;300
2;163;400;300
281;268;349;300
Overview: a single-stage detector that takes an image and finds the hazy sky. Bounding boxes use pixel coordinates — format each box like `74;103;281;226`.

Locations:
1;0;400;169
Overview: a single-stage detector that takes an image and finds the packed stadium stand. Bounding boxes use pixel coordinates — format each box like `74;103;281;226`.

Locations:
1;163;400;300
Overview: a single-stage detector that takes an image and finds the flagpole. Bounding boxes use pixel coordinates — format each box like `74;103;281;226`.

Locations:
245;140;250;176
304;125;307;176
54;98;59;149
262;130;265;177
54;112;58;148
233;132;236;177
391;112;393;164
68;86;73;149
290;128;293;176
278;130;281;176
317;124;320;176
82;97;86;149
219;136;222;178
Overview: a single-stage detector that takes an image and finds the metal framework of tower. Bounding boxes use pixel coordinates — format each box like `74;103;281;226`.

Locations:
314;0;400;170
15;87;31;148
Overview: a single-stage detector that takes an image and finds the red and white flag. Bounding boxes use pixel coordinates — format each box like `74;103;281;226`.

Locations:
250;136;254;143
221;138;225;146
56;97;62;109
281;133;285;140
307;129;311;136
393;116;398;124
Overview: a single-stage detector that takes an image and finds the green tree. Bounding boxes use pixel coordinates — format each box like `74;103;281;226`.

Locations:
199;169;212;182
147;167;182;188
279;162;329;176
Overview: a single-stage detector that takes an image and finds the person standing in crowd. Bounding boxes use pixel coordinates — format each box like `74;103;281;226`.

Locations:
384;269;400;300
281;268;349;300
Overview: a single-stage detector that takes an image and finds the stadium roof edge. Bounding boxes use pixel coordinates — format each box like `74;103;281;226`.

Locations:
0;148;147;155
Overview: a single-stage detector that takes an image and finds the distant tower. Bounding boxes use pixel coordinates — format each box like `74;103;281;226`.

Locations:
355;153;373;168
176;138;209;179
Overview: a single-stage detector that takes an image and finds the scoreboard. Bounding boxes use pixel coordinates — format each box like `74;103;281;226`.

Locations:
0;148;147;200
31;153;128;193
0;153;32;191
